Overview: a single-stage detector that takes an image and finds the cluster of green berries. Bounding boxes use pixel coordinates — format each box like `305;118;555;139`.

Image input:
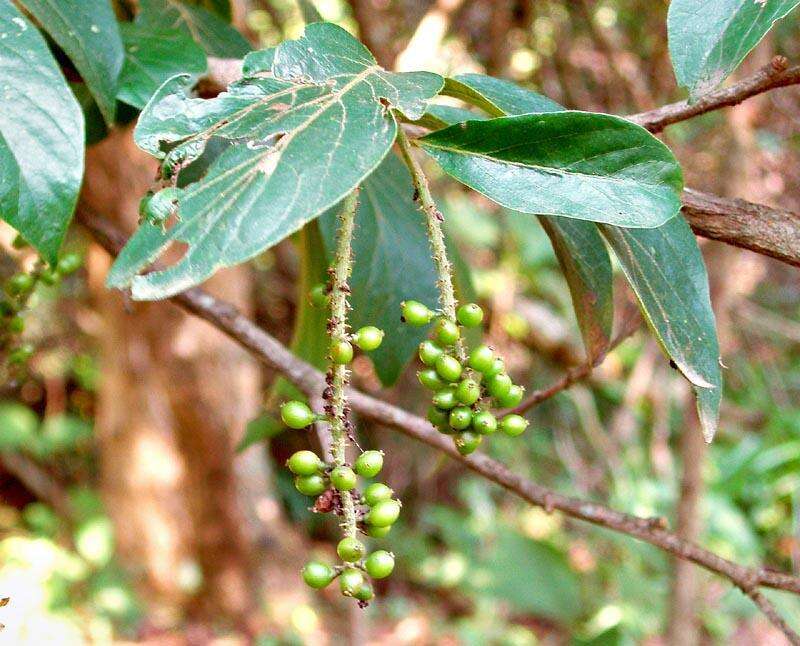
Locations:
401;300;529;455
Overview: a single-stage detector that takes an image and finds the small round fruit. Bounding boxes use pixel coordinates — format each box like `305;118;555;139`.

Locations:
363;483;394;506
354;326;384;351
427;406;449;427
287;450;322;476
401;300;434;326
294;474;327;496
309;283;328;307
432;387;457;410
486;373;513;400
365;551;395;579
366;524;392;538
331;338;354;364
7;315;24;334
8;344;33;365
500;414;529;437
6;273;34;296
472;410;498;435
337;536;366;562
455;431;482;455
418;340;444;366
353;581;374;602
432;318;460;346
56;253;82;276
366;499;401;527
455;379;480;406
435;354;462;383
281;400;316;429
339;568;365;596
330;466;358;491
418;368;445;391
484;357;506;378
38;268;59;286
457;303;484;328
449;406;472;431
468;345;495;373
302;561;335;589
354;450;383;478
497;384;524;408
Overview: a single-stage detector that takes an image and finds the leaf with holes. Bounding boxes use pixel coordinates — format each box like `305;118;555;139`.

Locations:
107;22;443;299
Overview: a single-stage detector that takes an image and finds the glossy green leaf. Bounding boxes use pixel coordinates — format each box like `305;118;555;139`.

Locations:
419;112;683;228
319;153;439;386
668;0;800;98
136;0;251;57
0;3;84;263
108;23;442;299
599;217;722;441
117;23;207;109
442;73;562;117
0;135;20;218
19;0;124;125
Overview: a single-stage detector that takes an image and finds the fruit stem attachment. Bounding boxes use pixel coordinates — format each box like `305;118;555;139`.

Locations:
396;128;465;362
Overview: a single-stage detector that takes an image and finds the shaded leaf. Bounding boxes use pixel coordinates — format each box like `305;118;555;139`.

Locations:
442;73;562;116
236;414;283;452
185;0;233;22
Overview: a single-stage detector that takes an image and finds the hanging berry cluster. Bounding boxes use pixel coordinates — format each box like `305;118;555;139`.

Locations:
278;191;398;605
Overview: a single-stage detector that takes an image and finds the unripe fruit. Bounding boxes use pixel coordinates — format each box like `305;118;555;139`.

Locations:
363;483;394;506
287;450;322;476
339;568;365;596
432;318;460;346
418;368;445;391
486;373;513;400
354;450;383;478
366;524;392;538
456;303;484;328
302;561;335;589
0;301;14;317
366;499;400;527
7;315;24;334
330;466;357;491
39;269;59;286
56;253;82;276
309;283;328;307
8;344;33;365
472;410;498;435
6;273;34;296
500;414;529;437
468;345;495;373
455;379;480;405
401;300;434;326
365;550;395;579
353;581;374;602
455;431;482;455
331;338;354;364
337;536;366;562
432;387;457;410
418;340;444;366
354;326;384;351
294;474;327;496
281;400;316;429
485;357;506;378
435;354;462;383
497;384;524;408
427;406;449;427
449;406;473;431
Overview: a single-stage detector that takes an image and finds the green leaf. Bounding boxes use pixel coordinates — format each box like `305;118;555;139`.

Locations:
184;0;232;22
236;414;282;452
0;3;84;263
418;112;683;228
108;23;442;299
442;73;562;117
0;134;20;218
319;153;439;386
136;0;251;57
117;23;207;109
599;216;722;441
19;0;124;125
668;0;800;98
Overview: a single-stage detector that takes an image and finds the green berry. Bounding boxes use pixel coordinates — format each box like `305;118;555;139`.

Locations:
8;344;33;365
485;357;506;378
339;568;365;596
418;340;444;366
353;581;374;602
6;273;34;296
365;551;395;579
497;384;525;408
286;450;323;476
500;414;529;437
366;499;400;527
401;300;434;326
309;283;328;307
432;318;460;346
455;431;482;455
449;406;472;431
354;326;384;351
0;301;14;317
302;561;335;589
337;536;365;562
486;373;513;400
56;253;82;276
331;338;354;364
472;411;498;435
363;483;394;506
38;269;59;286
418;368;445;391
366;524;392;538
294;474;327;496
455;379;480;406
330;466;358;491
435;354;462;383
7;315;24;334
468;345;495;373
354;451;383;478
432;387;457;410
427;406;449;427
281;400;316;429
457;303;484;328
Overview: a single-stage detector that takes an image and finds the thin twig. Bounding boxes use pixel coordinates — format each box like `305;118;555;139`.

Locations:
742;587;800;645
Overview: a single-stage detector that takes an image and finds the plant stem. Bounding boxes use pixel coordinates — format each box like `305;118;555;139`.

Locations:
327;189;359;539
396;128;465;362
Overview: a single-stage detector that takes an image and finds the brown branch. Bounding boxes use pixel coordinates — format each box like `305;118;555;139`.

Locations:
629;57;800;134
745;588;800;645
76;209;800;628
